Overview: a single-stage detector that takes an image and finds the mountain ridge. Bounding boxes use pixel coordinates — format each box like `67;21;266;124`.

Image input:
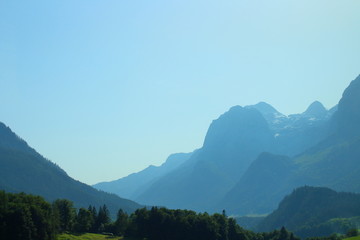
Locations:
0;122;142;216
257;186;360;238
93;152;193;199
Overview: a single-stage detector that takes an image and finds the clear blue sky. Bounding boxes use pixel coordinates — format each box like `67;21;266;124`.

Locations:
1;0;359;185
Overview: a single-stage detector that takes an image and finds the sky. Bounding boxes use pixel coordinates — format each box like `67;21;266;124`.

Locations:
0;0;359;185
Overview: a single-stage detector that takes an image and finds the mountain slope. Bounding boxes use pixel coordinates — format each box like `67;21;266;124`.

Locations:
257;186;360;238
135;106;275;211
335;75;360;137
292;74;360;192
219;153;297;215
0;122;142;215
93;152;192;199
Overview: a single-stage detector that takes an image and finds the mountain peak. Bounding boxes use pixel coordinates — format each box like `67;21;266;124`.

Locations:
228;105;243;112
204;105;270;148
250;102;280;115
245;102;286;129
303;101;327;118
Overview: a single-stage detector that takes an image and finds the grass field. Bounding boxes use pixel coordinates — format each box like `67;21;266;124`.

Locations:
344;236;360;240
57;233;124;240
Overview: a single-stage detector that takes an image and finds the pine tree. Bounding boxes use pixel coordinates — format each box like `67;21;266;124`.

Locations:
113;209;128;236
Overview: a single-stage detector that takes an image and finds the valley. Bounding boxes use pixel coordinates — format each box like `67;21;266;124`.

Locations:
1;75;360;240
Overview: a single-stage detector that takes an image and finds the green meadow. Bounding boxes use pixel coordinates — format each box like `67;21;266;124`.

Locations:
57;233;124;240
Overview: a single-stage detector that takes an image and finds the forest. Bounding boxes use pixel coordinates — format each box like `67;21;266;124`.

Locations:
0;190;301;240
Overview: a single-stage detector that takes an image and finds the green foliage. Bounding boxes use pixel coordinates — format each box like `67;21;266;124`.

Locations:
112;209;128;236
346;229;359;238
123;207;299;240
95;204;111;232
74;208;93;233
53;199;76;233
0;191;56;240
0;190;304;240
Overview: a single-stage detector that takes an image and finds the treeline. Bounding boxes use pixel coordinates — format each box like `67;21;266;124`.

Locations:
0;191;115;240
0;191;300;240
123;207;299;240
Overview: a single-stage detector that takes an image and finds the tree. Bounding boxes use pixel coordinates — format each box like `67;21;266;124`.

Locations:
0;191;8;238
279;226;289;240
88;205;97;232
74;208;93;233
113;209;128;236
52;199;76;232
95;204;111;232
213;213;229;240
0;191;56;240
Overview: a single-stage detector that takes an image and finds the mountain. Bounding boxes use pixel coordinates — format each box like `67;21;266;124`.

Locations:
247;101;333;157
134;106;275;211
220;74;360;216
333;75;360;137
93;152;192;199
291;75;360;192
219;153;296;215
302;101;328;119
105;100;333;212
257;186;360;238
0;122;142;215
245;102;287;131
91;74;358;217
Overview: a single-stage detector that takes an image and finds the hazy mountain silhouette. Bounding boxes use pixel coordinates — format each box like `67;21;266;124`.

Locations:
245;102;287;131
26;73;356;218
2;72;359;221
333;75;360;137
93;152;192;199
219;152;296;215
248;101;333;157
302;101;328;119
291;75;360;192
0;123;142;215
134;106;275;210
96;98;336;213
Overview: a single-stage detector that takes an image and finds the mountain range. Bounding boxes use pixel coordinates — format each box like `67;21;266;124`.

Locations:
1;74;359;224
94;74;360;216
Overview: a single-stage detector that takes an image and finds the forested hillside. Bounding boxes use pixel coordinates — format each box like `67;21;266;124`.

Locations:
258;186;360;238
0;123;142;216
